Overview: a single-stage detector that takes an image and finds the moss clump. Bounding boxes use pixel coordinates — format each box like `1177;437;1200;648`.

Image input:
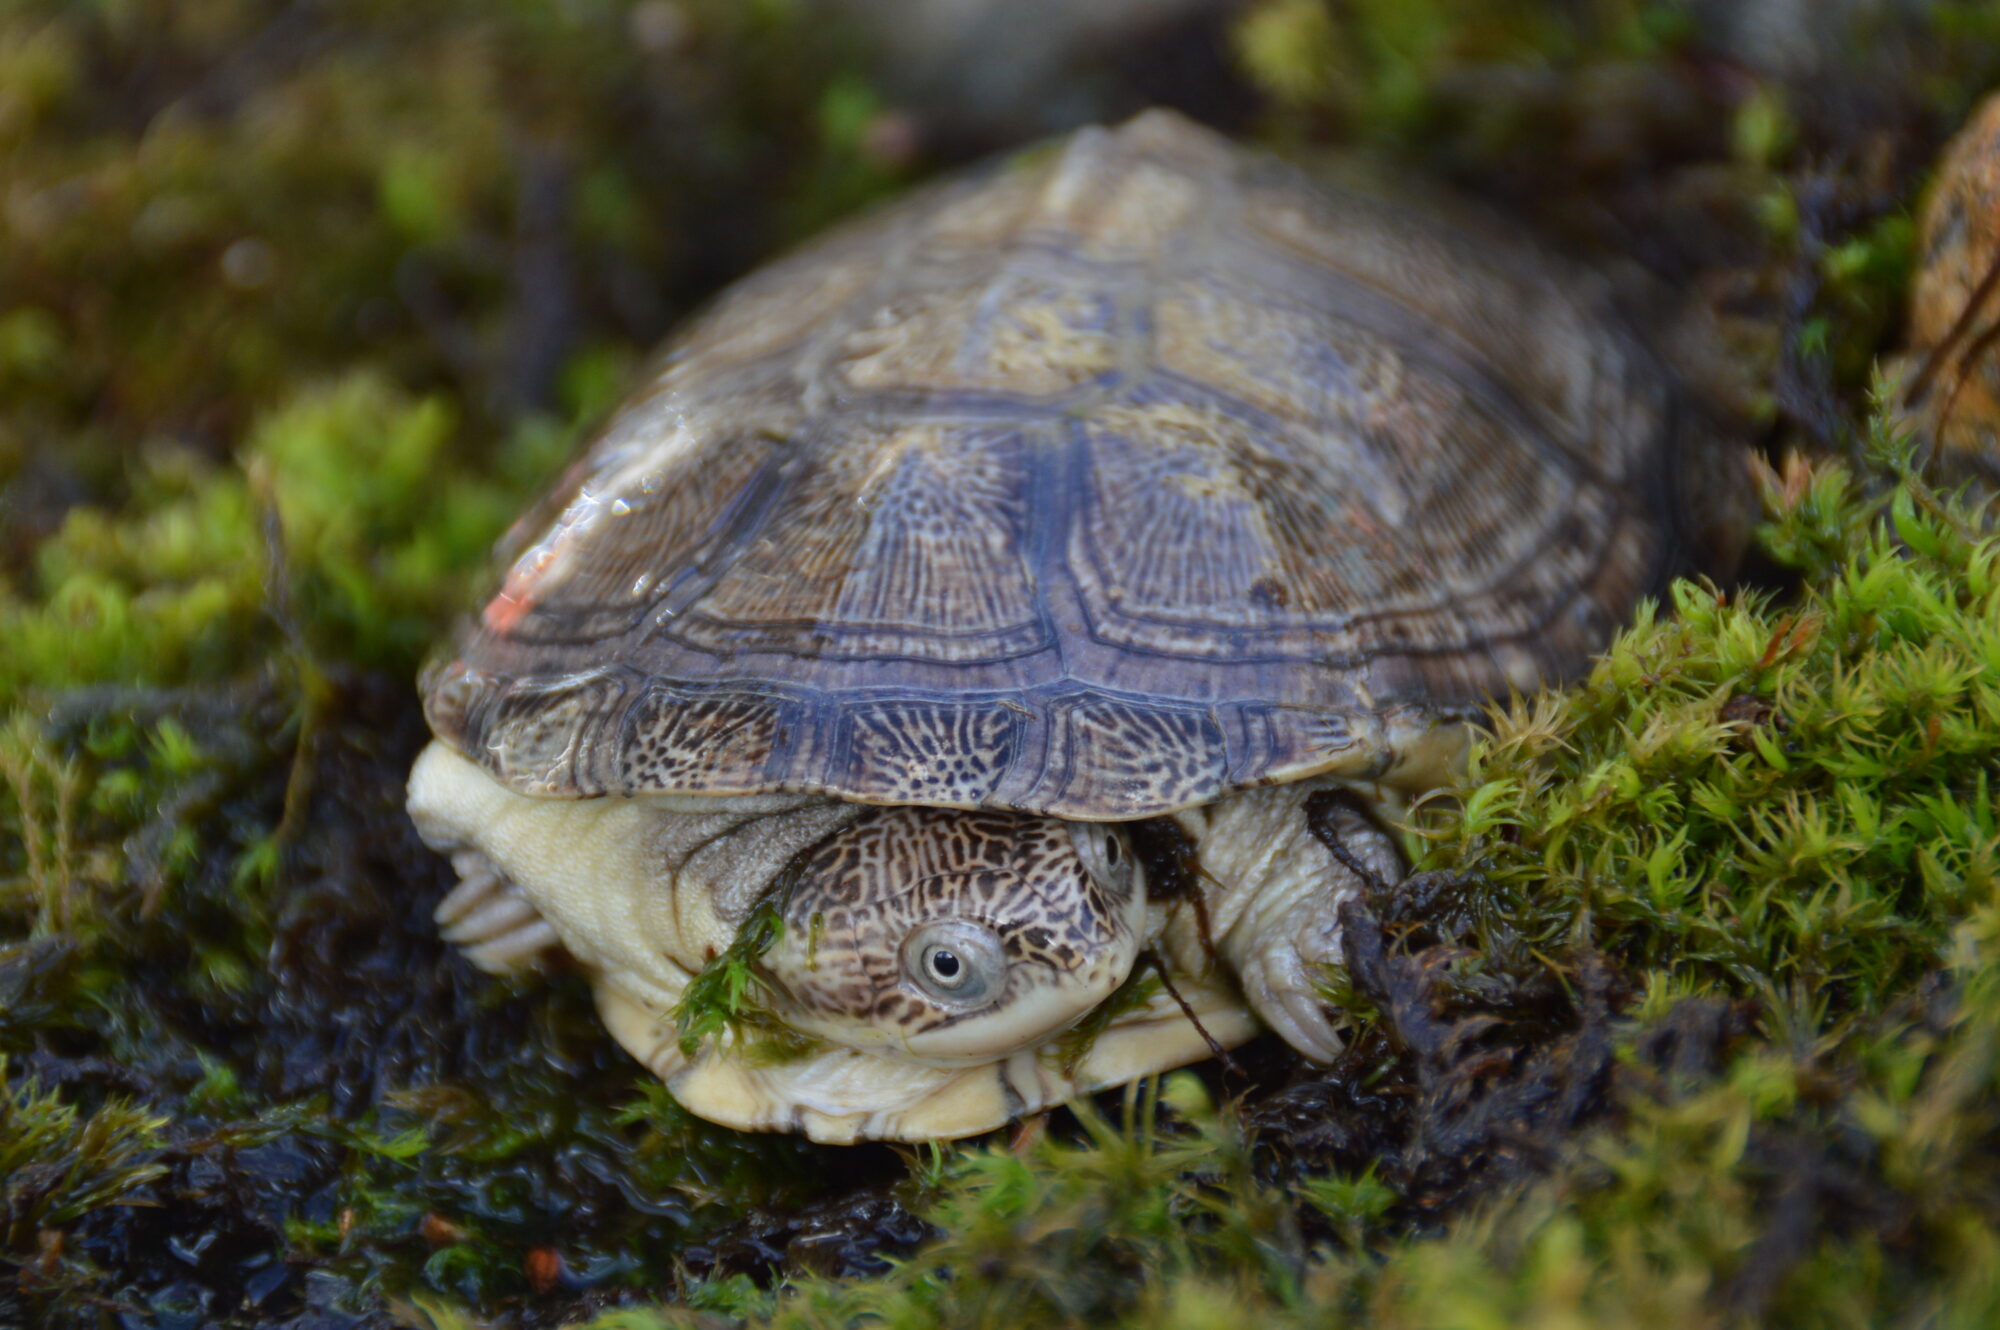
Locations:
1413;444;2000;1025
1;1056;168;1254
674;900;791;1057
0;372;562;713
672;896;824;1065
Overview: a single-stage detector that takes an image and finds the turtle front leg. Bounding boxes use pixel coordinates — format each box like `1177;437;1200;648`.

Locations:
1174;781;1404;1063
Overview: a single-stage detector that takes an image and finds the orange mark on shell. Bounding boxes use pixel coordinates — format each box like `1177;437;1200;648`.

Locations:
482;547;557;633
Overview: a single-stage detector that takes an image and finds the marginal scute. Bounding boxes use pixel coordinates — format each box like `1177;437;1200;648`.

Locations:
481;671;629;796
425;108;1745;818
1030;697;1230;817
617;685;788;792
420;660;481;746
832;700;1022;806
1253;706;1385;785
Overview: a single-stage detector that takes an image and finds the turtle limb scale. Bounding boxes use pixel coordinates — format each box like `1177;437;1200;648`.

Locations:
1173;779;1405;1063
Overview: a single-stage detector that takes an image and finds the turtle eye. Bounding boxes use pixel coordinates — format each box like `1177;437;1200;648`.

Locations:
902;920;1007;1009
1067;822;1135;898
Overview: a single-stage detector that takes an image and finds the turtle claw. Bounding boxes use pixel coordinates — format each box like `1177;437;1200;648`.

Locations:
435;848;565;974
1237;939;1345;1064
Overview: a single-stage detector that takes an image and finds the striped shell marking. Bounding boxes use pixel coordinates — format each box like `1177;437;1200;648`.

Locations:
424;109;1744;819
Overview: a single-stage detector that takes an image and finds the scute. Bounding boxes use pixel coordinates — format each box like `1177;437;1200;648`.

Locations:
424;109;1748;820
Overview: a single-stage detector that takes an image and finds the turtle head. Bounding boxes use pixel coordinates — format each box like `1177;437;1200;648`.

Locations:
758;807;1147;1065
627;801;1256;1142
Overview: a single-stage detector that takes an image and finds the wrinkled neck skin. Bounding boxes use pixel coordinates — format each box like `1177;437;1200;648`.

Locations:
405;742;1408;1142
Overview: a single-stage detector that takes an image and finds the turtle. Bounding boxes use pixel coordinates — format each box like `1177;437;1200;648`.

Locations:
405;109;1752;1143
1892;87;2000;496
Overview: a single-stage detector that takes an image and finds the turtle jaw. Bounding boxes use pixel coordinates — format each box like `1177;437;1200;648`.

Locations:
592;971;1257;1144
770;937;1145;1068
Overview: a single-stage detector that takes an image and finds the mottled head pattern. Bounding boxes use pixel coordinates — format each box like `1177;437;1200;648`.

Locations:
759;806;1147;1063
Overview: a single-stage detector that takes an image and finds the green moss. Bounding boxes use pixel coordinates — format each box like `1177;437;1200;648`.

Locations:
1233;0;1692;149
1410;449;1998;1023
671;896;821;1062
0;1056;169;1251
0;369;572;715
1233;0;1342;112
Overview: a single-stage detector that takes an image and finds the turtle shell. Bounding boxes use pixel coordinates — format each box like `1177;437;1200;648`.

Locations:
423;109;1747;820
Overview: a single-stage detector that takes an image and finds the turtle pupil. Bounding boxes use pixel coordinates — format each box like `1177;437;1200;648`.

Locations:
930;949;961;981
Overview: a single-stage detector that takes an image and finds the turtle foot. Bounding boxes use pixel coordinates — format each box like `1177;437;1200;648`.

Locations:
1236;922;1346;1064
434;848;563;973
1220;785;1403;1064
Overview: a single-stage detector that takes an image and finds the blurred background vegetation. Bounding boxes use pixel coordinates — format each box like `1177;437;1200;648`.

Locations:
6;1;2000;1326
